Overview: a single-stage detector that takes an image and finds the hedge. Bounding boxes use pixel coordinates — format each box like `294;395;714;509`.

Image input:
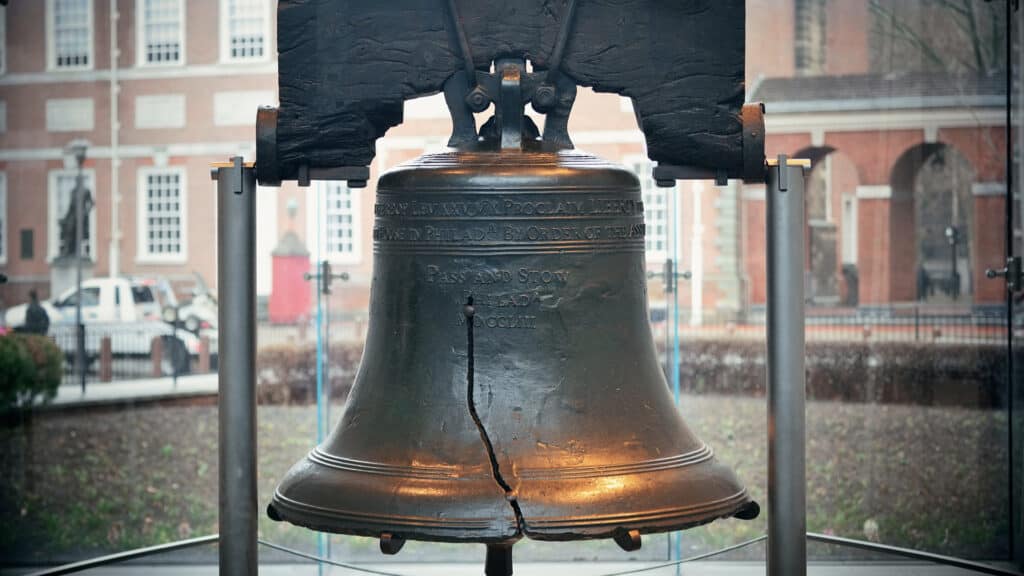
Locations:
672;340;1007;408
0;334;63;411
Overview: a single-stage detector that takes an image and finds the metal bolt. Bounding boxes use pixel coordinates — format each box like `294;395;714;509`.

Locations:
532;84;557;112
465;87;491;113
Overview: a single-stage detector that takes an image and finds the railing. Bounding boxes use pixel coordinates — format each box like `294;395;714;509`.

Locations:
650;305;1009;345
49;326;216;384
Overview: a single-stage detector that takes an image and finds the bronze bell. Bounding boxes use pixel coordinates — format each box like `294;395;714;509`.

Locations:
267;145;759;552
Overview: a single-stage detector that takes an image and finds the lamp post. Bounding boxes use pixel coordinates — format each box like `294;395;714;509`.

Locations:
64;140;89;394
945;225;960;300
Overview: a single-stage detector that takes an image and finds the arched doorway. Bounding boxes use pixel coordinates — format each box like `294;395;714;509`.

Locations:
795;146;862;307
890;143;976;304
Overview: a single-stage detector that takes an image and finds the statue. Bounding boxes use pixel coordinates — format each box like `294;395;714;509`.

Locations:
58;183;93;259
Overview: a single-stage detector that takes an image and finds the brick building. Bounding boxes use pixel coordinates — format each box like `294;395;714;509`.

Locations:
0;0;1010;324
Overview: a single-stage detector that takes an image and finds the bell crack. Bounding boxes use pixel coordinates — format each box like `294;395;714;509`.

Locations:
464;297;526;535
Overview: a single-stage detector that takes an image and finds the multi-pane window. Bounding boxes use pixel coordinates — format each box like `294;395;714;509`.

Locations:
222;0;268;61
633;161;670;261
324;182;358;258
138;169;187;261
48;170;97;260
310;182;360;262
49;0;93;69
794;0;827;75
138;0;184;65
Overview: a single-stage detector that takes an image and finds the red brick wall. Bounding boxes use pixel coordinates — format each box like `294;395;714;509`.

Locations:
742;195;767;306
889;196;916;302
973;195;1007;305
826;130;925;186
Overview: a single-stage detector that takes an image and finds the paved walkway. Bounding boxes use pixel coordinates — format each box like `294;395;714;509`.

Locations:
41;373;219;409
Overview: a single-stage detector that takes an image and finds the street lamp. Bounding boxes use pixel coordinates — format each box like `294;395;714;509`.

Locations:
945;225;960;300
64;139;89;393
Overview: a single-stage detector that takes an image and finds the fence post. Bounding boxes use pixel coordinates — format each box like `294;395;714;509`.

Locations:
151;336;163;377
199;336;211;373
99;337;113;382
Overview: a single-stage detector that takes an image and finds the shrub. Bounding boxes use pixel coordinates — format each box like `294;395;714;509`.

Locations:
0;334;63;411
256;342;363;405
664;339;1006;408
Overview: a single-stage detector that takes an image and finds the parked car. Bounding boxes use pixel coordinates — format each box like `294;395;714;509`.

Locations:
3;277;217;375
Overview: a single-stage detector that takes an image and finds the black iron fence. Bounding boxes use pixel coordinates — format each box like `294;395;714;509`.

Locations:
651;305;1008;345
49;326;217;384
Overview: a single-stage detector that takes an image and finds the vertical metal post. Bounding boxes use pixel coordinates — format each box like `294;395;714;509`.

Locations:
75;165;86;394
216;158;258;576
766;155;807;576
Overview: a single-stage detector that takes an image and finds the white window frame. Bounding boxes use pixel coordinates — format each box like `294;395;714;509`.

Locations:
841;194;858;265
219;0;272;63
136;166;188;264
625;155;674;264
135;0;186;68
47;169;98;262
46;0;95;71
0;173;6;265
307;181;362;265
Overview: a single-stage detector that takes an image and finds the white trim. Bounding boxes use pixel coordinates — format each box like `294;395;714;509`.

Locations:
46;0;95;72
765;108;1005;134
135;166;188;264
765;95;1004;114
0;62;278;86
134;93;186;129
47;168;98;261
924;124;939;144
841;194;857;265
855;185;892;200
0;141;256;161
972;182;1007;197
219;0;272;64
741;185;766;201
307;181;362;266
810;128;825;147
45;98;95;132
213;90;275;126
135;0;186;68
0;172;6;265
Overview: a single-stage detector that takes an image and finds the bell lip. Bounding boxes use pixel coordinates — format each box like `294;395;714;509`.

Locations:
267;489;759;544
267;490;521;544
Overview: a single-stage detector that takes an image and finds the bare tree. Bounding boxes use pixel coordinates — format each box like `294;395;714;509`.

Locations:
869;0;1006;76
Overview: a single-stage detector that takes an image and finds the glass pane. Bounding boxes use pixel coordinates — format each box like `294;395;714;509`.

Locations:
746;0;1012;561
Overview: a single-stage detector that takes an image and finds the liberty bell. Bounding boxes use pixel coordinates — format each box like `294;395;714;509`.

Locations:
267;56;759;566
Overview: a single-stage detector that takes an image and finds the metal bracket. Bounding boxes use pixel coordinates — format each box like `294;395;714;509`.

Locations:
304;259;350;295
646;258;692;293
985;256;1023;293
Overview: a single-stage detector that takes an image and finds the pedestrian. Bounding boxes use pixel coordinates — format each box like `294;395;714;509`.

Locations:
24;290;50;335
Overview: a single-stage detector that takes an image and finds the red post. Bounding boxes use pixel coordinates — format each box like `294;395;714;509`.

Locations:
151;337;163;377
99;337;113;382
199;336;211;373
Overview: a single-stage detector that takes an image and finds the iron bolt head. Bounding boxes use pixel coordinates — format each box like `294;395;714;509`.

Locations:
465;87;491;113
532;84;557;112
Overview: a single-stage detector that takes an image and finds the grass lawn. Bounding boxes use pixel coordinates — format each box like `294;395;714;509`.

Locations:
0;394;1009;565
